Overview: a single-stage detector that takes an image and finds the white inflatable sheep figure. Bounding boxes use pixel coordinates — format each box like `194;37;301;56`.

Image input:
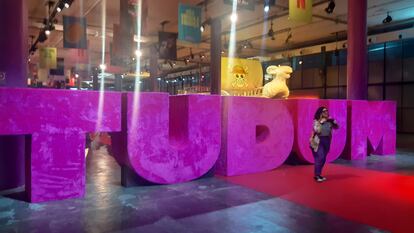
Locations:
262;65;293;99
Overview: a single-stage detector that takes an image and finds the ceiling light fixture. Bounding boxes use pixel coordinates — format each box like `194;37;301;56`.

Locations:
63;0;74;9
383;12;392;24
325;0;335;14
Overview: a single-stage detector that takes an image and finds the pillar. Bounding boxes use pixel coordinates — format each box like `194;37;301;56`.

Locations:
0;0;28;191
346;0;368;100
210;18;221;95
149;47;159;91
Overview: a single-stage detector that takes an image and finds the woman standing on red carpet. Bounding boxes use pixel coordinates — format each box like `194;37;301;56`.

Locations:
310;107;339;182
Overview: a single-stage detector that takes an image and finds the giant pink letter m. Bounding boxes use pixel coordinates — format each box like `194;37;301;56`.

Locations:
345;100;396;160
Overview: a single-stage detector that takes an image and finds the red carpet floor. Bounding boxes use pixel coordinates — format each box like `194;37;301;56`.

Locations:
219;164;414;233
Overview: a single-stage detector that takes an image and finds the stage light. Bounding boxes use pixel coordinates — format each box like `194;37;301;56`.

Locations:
383;12;392;24
325;0;335;14
200;23;205;32
57;2;65;12
45;29;51;35
230;13;238;23
264;5;270;13
64;0;74;9
38;30;48;42
135;49;142;57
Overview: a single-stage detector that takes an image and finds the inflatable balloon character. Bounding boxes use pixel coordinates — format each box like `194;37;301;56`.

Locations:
262;65;293;99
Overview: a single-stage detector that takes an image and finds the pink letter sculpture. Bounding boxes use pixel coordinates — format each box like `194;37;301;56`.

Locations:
0;88;121;202
287;99;347;163
111;93;221;184
216;97;294;176
344;100;396;160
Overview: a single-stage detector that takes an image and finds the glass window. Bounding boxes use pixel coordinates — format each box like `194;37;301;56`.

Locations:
402;84;414;108
385;41;403;83
326;66;338;87
385;85;401;107
368;44;384;84
326;87;338;99
290;70;302;89
402;109;414;133
368;85;383;101
338;65;347;86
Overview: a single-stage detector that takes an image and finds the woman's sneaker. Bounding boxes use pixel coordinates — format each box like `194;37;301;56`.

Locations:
319;176;327;181
314;176;324;182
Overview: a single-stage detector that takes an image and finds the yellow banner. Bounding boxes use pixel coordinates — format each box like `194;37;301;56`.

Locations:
221;57;263;95
289;0;313;23
39;47;57;69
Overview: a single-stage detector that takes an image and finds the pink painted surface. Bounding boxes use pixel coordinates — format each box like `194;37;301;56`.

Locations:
112;93;221;184
216;97;294;176
344;100;396;160
287;99;347;163
0;88;121;202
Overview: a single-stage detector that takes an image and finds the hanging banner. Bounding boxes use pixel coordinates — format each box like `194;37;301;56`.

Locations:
221;57;263;94
223;0;255;11
39;47;57;69
63;16;87;49
158;32;177;60
178;4;201;43
289;0;313;23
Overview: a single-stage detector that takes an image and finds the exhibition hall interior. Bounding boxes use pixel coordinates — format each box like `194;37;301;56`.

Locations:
1;0;414;232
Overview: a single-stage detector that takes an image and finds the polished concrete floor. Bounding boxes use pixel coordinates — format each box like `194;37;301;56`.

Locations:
1;134;413;233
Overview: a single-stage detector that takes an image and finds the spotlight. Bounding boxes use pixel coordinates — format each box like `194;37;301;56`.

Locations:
325;0;335;14
45;29;51;36
264;5;270;13
230;13;238;23
63;0;74;9
56;2;65;12
383;12;392;24
75;74;79;78
200;23;206;32
99;64;107;71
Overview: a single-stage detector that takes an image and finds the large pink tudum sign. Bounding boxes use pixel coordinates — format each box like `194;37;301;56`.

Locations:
0;88;396;202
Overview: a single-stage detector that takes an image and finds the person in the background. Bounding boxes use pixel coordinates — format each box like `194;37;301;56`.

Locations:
310;107;339;182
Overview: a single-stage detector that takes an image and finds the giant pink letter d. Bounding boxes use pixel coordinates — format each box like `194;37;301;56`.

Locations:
216;97;294;176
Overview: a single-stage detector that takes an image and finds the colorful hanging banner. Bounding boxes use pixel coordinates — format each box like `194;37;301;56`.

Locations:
63;16;87;49
223;0;255;11
221;57;263;94
178;4;201;43
158;32;178;60
39;47;57;69
289;0;313;23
